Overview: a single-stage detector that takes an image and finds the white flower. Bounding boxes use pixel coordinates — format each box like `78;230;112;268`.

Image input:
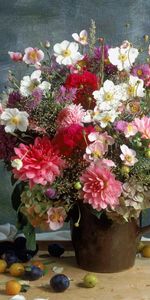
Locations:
93;80;123;111
120;144;138;166
126;75;145;98
20;70;51;97
72;30;88;45
95;109;119;128
0;108;29;133
11;159;23;170
53;40;83;65
108;43;139;71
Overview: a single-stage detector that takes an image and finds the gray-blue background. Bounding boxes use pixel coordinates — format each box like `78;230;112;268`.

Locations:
0;0;150;228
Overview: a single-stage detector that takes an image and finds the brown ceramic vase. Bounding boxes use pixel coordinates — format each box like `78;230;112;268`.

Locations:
71;203;150;273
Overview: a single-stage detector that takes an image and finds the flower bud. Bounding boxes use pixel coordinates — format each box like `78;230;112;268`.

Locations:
74;182;82;190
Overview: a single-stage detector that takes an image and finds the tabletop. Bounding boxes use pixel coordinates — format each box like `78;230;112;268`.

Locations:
0;248;150;300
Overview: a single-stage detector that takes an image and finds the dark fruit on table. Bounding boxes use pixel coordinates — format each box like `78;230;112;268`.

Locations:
4;251;19;266
14;237;39;262
48;243;64;257
50;274;70;292
23;265;43;281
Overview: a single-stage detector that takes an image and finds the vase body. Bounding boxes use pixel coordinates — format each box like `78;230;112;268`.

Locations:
71;204;140;273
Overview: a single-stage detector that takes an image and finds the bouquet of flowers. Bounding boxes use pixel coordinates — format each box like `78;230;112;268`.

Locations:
0;22;150;249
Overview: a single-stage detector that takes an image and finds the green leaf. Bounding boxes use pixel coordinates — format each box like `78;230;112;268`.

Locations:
11;181;26;211
22;223;36;251
92;209;104;219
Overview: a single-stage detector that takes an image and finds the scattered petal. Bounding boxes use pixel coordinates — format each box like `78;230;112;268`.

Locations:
52;266;64;273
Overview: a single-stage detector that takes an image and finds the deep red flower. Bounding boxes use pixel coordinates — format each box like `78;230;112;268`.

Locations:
64;71;99;109
53;124;96;157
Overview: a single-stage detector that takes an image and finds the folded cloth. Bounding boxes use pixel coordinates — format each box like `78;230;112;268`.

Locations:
0;223;17;241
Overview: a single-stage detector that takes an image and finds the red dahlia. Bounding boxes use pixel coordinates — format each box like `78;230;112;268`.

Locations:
64;71;99;109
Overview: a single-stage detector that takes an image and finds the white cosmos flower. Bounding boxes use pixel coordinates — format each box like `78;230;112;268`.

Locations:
0;108;29;133
94;109;120;128
126;75;145;98
93;80;123;111
108;43;139;71
120;144;138;166
53;40;84;65
20;70;51;97
72;30;88;45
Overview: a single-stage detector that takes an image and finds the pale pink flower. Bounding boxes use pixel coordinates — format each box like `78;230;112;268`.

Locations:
134;116;150;139
80;162;122;211
124;122;138;137
8;51;23;62
0;104;3;114
23;47;44;65
56;104;85;129
84;140;105;162
47;207;67;230
100;158;116;168
120;144;138;166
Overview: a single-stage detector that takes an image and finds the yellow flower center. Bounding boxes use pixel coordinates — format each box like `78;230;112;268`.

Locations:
101;115;112;123
80;36;87;42
92;150;102;158
104;92;114;101
129;102;140;113
29;51;38;61
50;212;61;223
62;49;71;57
137;69;143;76
128;85;136;96
29;81;38;92
127;124;133;132
11;116;20;125
125;155;132;162
119;54;127;62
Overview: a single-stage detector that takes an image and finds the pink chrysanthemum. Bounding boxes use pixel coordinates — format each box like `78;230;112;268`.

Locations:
56;104;85;129
134;116;150;139
80;161;122;211
12;136;65;187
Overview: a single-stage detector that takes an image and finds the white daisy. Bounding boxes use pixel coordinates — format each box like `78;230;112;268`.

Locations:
20;70;51;97
108;42;139;71
94;109;120;128
53;40;83;65
120;144;138;166
72;30;88;45
0;108;29;133
93;80;123;111
126;75;145;98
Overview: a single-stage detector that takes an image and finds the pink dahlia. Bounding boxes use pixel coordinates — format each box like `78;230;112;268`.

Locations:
12;136;65;187
80;162;122;211
134;116;150;139
56;103;85;129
